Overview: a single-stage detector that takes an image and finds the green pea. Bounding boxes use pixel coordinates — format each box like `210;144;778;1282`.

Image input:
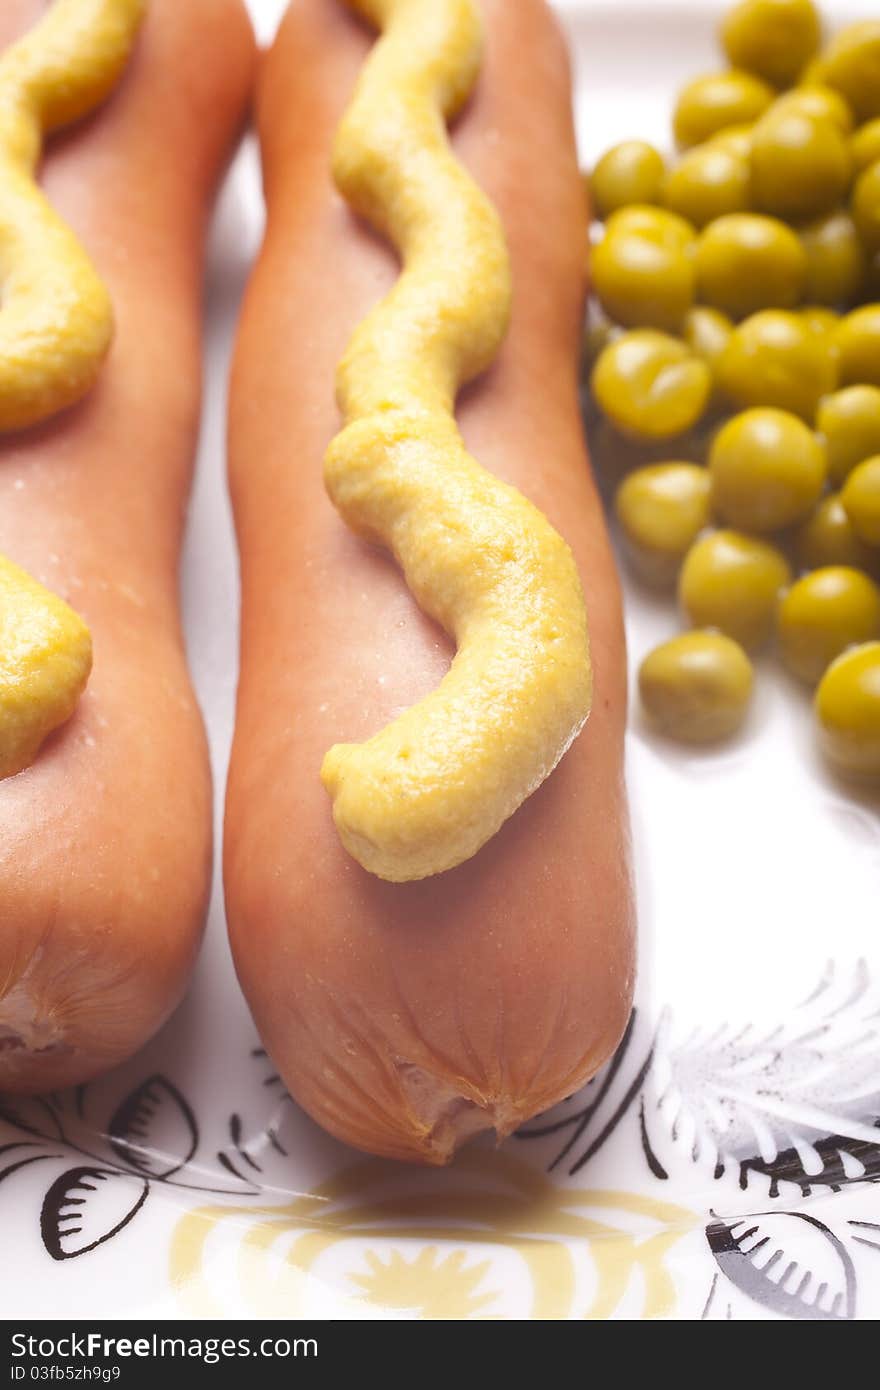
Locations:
591;330;712;441
851;118;880;173
778;567;880;683
795;493;878;571
663;145;751;228
679;529;791;648
750;109;853;221
772;85;855;134
835;304;880;386
720;0;821;89
639;631;754;742
592;230;695;332
842;455;880;545
590;141;666;219
683;306;734;407
799;210;866;307
852;159;880;255
605;205;697;251
615;462;712;586
709;407;826;531
708;124;755;158
673;70;776;149
716;310;838;421
809;22;880;123
694;214;807;319
815;641;880;777
816;385;880;486
684;306;735;368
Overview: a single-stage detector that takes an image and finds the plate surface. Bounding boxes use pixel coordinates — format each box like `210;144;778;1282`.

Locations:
2;0;879;1321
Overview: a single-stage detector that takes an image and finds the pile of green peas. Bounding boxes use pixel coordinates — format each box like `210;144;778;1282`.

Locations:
585;0;880;780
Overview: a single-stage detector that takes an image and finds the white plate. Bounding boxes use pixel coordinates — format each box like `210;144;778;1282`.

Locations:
2;0;879;1321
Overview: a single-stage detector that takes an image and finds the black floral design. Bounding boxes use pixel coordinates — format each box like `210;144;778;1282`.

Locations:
3;963;880;1318
518;960;880;1320
0;1047;287;1261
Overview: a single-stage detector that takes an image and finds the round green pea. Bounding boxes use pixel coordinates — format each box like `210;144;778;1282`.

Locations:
842;455;880;545
590;141;667;219
778;566;880;683
795;493;878;571
683;306;734;407
851;118;880;173
683;306;735;369
799;210;866;307
852;159;880;255
605;205;697;250
815;641;880;778
694;214;807;319
679;529;792;648
720;0;821;89
835;305;880;386
591;330;712;441
810;22;880;123
639;631;754;743
709;407;826;531
592;230;695;332
750;109;853;221
708;124;755;158
673;70;776;149
816;385;880;486
663;145;751;228
716;310;838;421
772;85;854;134
615;462;712;586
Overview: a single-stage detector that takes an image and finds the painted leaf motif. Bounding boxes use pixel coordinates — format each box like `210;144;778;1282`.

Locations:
0;1145;62;1187
642;962;880;1200
707;1212;856;1320
40;1167;148;1261
108;1075;198;1178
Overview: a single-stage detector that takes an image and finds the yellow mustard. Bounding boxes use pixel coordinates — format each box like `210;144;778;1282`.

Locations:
322;0;592;882
0;555;92;778
0;1;143;778
0;0;145;432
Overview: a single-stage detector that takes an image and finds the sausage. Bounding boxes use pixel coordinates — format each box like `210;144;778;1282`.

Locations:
0;0;256;1094
226;0;635;1164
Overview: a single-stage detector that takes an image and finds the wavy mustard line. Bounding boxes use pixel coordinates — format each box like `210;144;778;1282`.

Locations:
0;1;144;778
321;0;592;882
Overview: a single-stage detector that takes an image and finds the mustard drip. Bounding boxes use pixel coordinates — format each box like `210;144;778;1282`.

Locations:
0;554;91;778
321;0;592;882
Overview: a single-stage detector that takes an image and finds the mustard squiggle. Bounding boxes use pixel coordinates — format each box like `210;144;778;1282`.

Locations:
321;0;592;882
0;1;143;777
0;0;145;432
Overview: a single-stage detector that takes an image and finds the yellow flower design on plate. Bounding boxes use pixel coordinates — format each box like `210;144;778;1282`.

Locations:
171;1150;696;1319
351;1246;498;1319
